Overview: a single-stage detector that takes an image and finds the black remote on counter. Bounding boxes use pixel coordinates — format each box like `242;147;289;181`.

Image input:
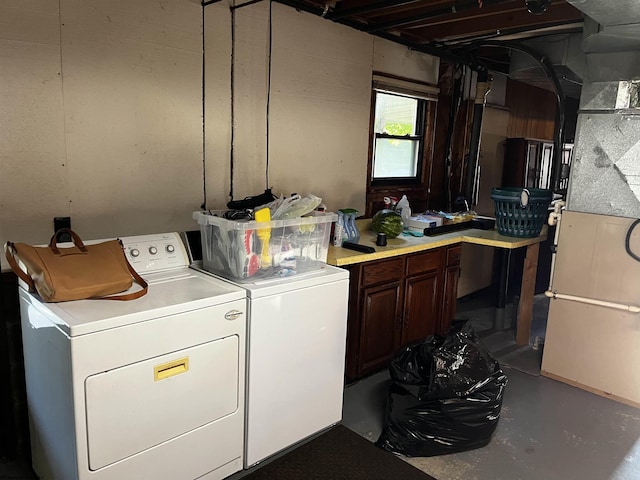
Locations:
342;242;376;254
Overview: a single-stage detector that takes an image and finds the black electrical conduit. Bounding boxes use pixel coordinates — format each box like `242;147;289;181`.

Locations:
203;0;273;204
626;219;640;263
202;2;567;203
229;5;236;201
462;68;489;206
442;66;464;212
465;41;567;195
201;4;207;209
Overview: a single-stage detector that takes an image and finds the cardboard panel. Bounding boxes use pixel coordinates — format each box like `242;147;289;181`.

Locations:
543;297;640;404
551;211;640;303
542;210;640;404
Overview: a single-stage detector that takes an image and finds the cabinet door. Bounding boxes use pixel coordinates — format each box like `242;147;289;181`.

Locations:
359;282;403;376
402;271;439;346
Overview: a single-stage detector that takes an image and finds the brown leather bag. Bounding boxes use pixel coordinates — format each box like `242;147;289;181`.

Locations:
4;228;148;302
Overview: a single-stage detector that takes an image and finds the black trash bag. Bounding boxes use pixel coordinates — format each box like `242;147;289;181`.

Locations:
375;321;508;457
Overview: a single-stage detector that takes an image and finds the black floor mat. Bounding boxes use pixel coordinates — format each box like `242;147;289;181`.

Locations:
241;425;437;480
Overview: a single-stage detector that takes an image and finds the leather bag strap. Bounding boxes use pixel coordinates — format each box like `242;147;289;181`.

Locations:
101;254;149;301
49;228;88;254
4;241;36;291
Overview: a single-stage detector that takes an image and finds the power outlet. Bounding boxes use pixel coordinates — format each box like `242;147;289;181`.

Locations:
54;217;71;242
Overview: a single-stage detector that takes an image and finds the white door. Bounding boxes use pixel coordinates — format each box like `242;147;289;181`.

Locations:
245;278;349;467
85;336;240;470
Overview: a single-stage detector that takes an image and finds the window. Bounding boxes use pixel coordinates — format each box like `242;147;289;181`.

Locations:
372;92;426;182
366;74;439;215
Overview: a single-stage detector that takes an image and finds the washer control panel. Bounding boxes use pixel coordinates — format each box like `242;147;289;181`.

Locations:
119;232;189;273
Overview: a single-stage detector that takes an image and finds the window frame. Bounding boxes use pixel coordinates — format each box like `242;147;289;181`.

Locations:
365;73;439;215
371;91;428;186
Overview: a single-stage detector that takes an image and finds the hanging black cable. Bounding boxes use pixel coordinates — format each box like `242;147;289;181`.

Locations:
625;219;640;262
229;3;236;201
201;4;207;210
462;67;489;206
443;64;463;212
266;0;273;189
465;41;566;193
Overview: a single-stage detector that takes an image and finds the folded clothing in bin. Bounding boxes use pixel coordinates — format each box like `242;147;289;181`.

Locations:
375;321;507;457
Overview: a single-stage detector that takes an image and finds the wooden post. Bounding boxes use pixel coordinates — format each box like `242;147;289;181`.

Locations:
516;242;540;346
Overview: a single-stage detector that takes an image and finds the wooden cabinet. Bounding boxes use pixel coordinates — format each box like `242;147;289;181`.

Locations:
345;244;461;380
357;258;404;374
402;250;441;345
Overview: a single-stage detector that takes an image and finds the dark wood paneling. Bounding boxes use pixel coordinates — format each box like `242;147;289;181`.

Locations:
505;79;557;141
431;62;475;212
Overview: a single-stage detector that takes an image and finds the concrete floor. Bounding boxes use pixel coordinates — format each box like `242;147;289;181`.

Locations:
342;294;640;480
4;294;640;480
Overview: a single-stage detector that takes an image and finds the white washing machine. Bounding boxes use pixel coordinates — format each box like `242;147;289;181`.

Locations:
19;232;247;480
235;266;349;468
184;227;349;469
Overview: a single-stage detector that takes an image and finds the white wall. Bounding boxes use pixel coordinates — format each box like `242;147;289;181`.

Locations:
1;0;202;269
204;2;439;213
1;0;440;270
205;2;373;212
1;1;67;251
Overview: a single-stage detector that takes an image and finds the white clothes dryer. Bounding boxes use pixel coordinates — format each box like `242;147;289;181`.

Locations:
19;233;247;480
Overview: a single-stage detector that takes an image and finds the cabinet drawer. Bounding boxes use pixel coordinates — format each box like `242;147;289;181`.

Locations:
406;250;442;276
362;258;403;287
446;245;462;267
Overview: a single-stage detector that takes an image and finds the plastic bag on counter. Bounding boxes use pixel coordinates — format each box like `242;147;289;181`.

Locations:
375;321;507;457
259;194;323;220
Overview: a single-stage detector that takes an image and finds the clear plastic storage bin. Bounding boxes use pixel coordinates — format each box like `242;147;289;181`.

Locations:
193;210;337;282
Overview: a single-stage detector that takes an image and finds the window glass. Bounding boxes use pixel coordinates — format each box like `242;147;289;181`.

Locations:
374;93;419;135
373;138;419;177
372;92;424;181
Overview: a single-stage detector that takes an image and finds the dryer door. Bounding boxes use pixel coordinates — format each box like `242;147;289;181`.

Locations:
85;335;240;471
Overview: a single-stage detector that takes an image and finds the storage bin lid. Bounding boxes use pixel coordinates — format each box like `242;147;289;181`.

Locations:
193;211;337;230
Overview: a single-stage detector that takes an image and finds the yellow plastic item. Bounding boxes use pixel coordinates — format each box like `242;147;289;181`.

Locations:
154;357;189;381
255;207;271;269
